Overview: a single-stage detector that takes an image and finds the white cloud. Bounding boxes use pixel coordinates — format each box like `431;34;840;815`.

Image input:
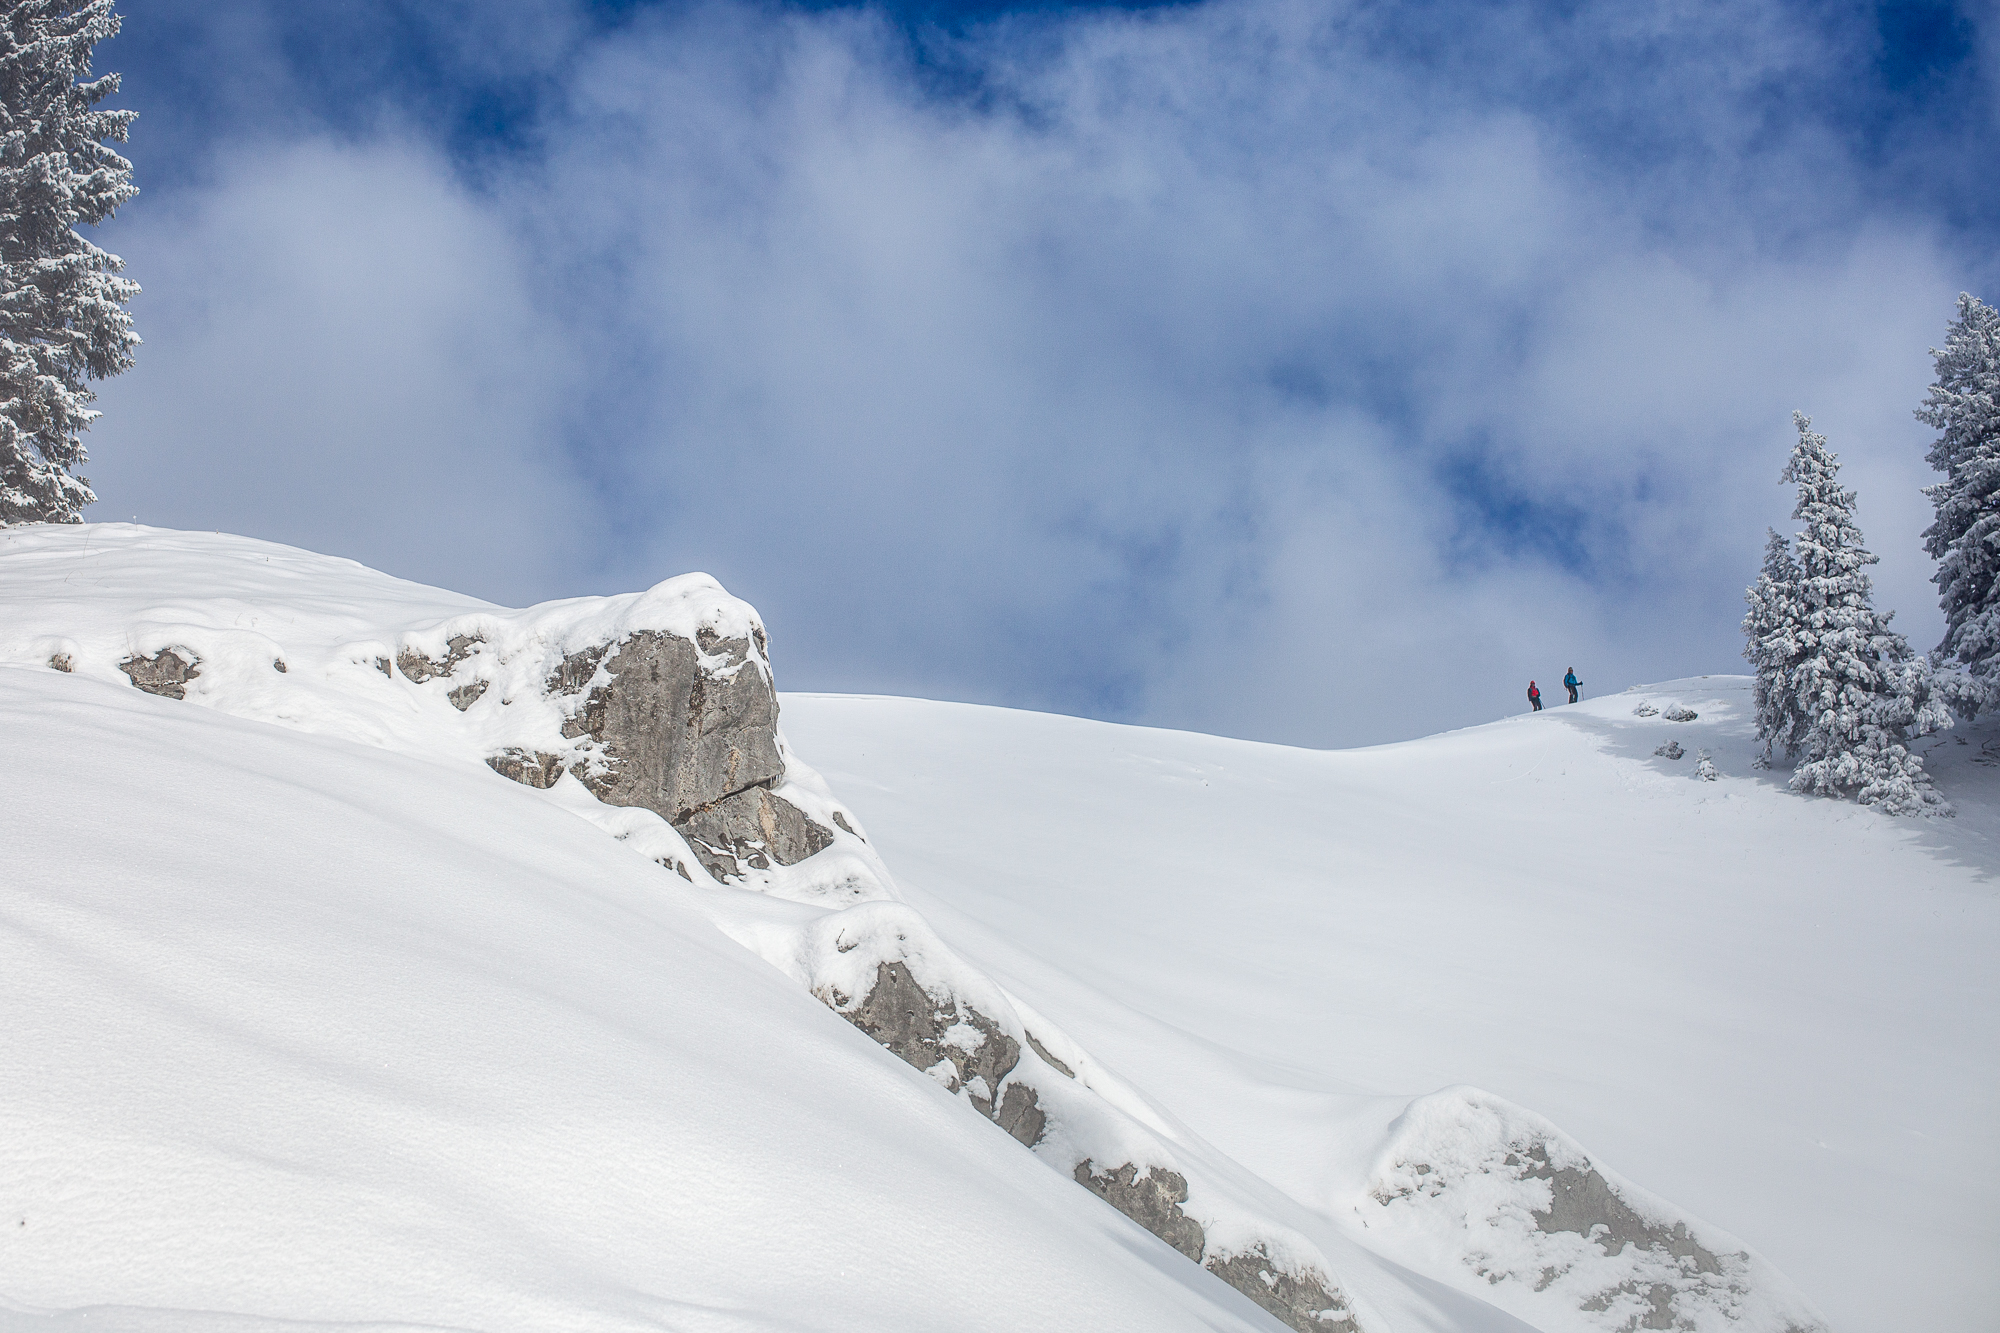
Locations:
89;136;592;604
88;0;1980;744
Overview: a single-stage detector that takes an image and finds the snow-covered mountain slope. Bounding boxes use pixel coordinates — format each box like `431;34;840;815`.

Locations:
2;524;1987;1332
778;682;2000;1333
0;528;1294;1333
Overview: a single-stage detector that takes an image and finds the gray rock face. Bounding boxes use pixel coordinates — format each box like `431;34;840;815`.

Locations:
542;629;831;880
397;635;488;709
1024;1030;1074;1078
486;749;564;790
1581;1281;1676;1330
1516;1145;1723;1273
1207;1248;1355;1330
679;785;834;880
556;631;783;819
844;961;1034;1135
397;634;481;684
994;1082;1046;1148
119;649;199;699
1074;1160;1205;1261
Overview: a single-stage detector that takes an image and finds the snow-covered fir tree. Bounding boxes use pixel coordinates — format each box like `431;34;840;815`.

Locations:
1782;412;1952;815
1742;527;1809;764
1917;293;2000;712
0;0;137;526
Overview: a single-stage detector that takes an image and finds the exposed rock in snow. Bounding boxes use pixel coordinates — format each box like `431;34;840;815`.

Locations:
1655;740;1685;759
845;959;1029;1131
118;647;198;698
1663;705;1699;722
1363;1088;1825;1333
498;626;833;876
1075;1160;1206;1259
1206;1248;1356;1332
1632;702;1659;717
552;631;781;816
395;633;481;684
679;783;835;880
485;747;564;789
760;897;1364;1332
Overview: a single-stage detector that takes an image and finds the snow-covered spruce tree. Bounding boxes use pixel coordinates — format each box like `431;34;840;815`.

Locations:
0;0;137;526
1783;412;1952;815
1917;293;2000;712
1742;527;1809;765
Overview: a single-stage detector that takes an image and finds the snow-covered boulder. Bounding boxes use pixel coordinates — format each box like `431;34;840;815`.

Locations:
0;524;842;886
535;626;832;879
386;596;837;880
1360;1089;1825;1333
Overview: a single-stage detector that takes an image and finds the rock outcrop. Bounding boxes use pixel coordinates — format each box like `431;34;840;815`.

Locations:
1207;1248;1357;1332
1365;1088;1826;1333
486;748;565;790
792;903;1361;1333
544;628;832;881
119;649;198;699
679;786;834;879
1073;1160;1205;1260
842;960;1045;1147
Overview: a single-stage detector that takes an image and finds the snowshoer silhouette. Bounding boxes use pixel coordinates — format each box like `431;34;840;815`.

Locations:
1564;668;1581;704
1528;680;1542;712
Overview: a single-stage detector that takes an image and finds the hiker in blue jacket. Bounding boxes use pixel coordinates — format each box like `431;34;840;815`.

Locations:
1564;668;1581;704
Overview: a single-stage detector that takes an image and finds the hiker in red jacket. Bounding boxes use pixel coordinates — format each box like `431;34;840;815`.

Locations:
1527;680;1542;712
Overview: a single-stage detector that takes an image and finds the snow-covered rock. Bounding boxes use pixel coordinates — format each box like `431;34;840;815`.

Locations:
1363;1089;1820;1333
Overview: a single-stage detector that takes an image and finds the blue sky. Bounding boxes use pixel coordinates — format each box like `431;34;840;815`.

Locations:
80;0;2000;745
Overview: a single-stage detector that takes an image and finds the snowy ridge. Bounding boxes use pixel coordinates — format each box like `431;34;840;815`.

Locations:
0;522;757;778
0;524;1880;1332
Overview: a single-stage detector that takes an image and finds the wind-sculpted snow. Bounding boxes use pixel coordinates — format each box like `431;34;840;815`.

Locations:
1360;1090;1825;1333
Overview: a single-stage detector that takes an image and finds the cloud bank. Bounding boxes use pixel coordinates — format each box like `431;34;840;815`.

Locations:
84;0;1997;744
